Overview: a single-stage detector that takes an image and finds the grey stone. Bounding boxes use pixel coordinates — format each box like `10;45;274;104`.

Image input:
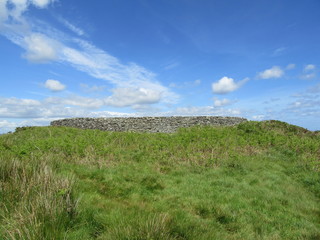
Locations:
50;116;247;133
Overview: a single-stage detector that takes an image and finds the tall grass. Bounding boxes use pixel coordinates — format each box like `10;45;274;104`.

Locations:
0;120;319;239
0;154;77;239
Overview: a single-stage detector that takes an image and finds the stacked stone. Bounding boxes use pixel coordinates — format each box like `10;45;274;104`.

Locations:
50;116;247;133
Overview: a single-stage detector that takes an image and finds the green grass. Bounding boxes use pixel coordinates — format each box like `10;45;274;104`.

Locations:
0;120;319;239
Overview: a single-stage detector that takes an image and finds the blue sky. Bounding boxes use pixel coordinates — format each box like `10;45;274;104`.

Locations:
1;0;320;133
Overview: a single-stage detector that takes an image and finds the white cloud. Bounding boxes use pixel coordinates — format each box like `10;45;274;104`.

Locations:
257;66;284;79
1;97;41;106
60;43;178;105
0;93;249;134
169;82;177;88
278;85;320;125
194;79;201;85
301;64;316;80
31;0;54;8
252;115;265;120
172;106;242;116
212;76;248;94
80;83;106;92
104;87;162;107
58;16;85;36
45;96;104;108
164;61;180;70
0;120;20;133
5;0;28;20
23;33;59;62
286;64;295;70
0;96;96;118
169;79;201;89
301;73;316;80
0;0;54;23
45;79;66;91
304;64;316;71
308;84;320;93
0;0;178;108
0;0;8;22
272;47;286;56
213;98;232;107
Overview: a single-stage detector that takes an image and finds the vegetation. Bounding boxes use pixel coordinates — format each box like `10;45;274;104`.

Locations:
0;120;319;239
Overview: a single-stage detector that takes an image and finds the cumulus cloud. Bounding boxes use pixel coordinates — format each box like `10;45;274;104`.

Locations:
104;88;162;107
0;0;54;23
0;120;20;133
0;96;101;119
31;0;54;8
212;76;248;94
45;79;66;91
257;66;284;79
213;98;233;107
23;33;59;62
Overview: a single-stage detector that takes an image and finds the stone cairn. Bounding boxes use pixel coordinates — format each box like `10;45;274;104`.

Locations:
51;116;247;133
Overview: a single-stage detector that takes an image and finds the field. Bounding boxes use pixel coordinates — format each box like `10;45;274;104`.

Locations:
0;120;319;239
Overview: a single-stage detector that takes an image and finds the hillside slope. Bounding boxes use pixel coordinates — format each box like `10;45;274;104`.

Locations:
0;120;319;239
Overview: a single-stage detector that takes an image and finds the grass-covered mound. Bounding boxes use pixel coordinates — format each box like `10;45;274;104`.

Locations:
0;120;319;239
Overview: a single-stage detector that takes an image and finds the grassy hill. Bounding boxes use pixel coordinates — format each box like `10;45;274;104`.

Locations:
0;120;319;239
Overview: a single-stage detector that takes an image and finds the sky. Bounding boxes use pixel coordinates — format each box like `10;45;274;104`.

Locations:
1;0;320;133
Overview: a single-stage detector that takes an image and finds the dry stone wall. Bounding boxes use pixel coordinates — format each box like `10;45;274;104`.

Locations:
50;116;247;133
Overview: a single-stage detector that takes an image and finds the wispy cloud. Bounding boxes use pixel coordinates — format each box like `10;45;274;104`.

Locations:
0;0;178;108
272;47;286;56
164;61;180;70
57;16;85;36
169;79;201;89
279;83;320;120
